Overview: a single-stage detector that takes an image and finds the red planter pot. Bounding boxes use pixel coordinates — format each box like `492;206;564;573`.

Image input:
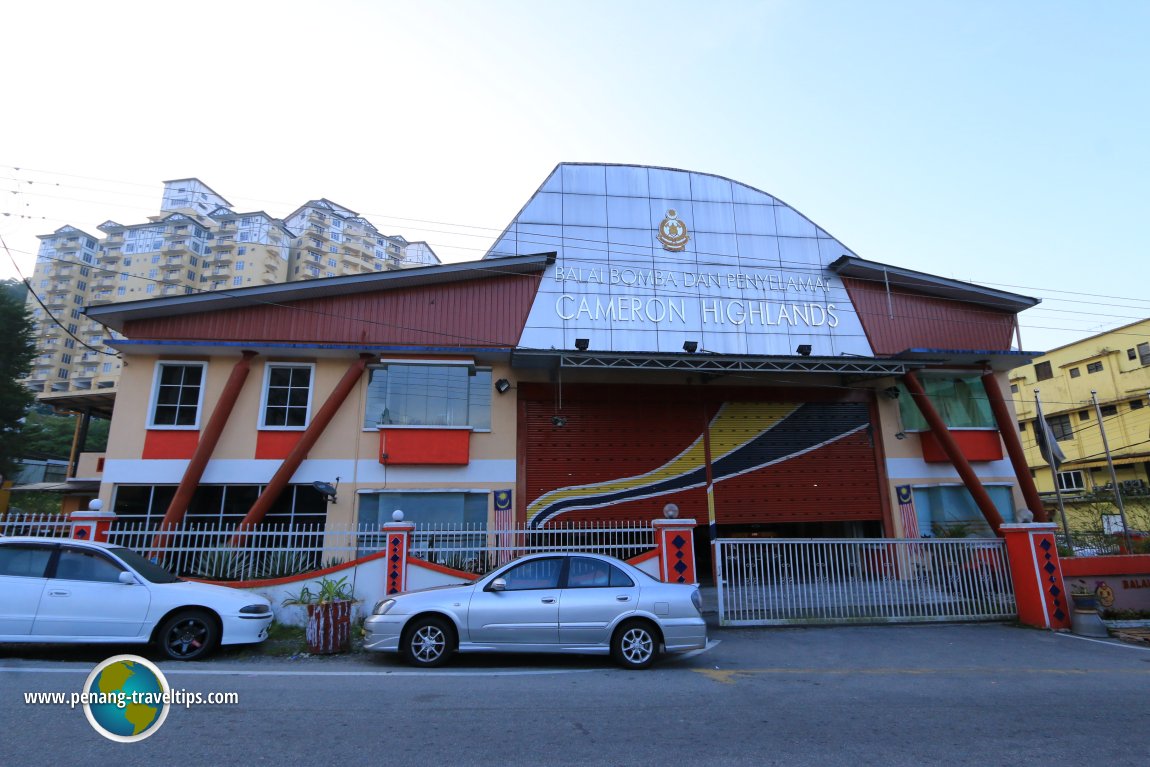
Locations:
305;601;353;654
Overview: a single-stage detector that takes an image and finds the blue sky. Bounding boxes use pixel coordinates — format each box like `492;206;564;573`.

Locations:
1;1;1146;352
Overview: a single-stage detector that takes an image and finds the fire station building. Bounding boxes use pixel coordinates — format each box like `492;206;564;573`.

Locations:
85;163;1044;571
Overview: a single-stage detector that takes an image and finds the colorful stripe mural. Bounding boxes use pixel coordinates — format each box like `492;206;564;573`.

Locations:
526;401;873;527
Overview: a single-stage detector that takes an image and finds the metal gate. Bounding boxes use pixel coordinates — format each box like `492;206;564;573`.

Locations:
715;538;1017;626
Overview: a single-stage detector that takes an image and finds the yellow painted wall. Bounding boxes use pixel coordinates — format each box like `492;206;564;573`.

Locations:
1010;319;1150;494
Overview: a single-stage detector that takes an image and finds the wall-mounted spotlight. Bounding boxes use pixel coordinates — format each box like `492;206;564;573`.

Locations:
312;477;340;503
574;338;590;351
495;378;511;394
551;415;567;427
894;431;907;440
883;386;901;400
796;344;813;357
683;341;698;354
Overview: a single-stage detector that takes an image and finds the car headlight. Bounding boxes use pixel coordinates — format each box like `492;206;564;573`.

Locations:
690;589;702;613
373;598;396;615
240;604;271;615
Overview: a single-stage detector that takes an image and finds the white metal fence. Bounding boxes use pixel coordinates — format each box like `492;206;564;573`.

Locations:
366;521;655;574
716;538;1016;626
0;512;72;538
0;514;654;582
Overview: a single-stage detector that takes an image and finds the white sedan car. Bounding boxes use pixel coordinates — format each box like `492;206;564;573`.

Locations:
0;536;272;660
364;552;707;669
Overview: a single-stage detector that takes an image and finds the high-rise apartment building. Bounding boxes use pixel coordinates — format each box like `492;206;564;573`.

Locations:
22;179;438;396
25;227;103;394
283;199;416;279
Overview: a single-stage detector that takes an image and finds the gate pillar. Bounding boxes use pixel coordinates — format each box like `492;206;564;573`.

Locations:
383;513;416;595
1000;522;1072;630
654;516;698;585
70;499;116;543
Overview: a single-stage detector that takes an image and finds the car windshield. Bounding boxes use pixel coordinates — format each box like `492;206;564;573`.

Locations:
107;546;182;584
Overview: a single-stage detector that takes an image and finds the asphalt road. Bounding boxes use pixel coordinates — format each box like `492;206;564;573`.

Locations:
2;623;1149;767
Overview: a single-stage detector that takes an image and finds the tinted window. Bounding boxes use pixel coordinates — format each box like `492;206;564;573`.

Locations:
567;557;612;588
107;546;181;584
567;557;635;588
610;566;635;588
54;548;124;583
499;558;563;591
0;545;53;578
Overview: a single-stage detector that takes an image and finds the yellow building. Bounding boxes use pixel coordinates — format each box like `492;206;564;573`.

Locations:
1010;319;1150;506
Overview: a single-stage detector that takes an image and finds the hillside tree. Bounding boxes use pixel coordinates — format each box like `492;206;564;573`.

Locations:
0;279;36;479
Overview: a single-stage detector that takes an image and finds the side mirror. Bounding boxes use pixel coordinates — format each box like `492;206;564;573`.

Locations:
489;577;507;592
118;571;137;585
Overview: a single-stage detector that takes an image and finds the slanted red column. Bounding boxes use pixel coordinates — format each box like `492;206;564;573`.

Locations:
71;499;116;543
980;370;1047;521
1000;522;1071;630
238;353;374;533
654;516;698;585
383;518;416;595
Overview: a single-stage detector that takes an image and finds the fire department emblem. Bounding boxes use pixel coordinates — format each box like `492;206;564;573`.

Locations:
656;209;690;252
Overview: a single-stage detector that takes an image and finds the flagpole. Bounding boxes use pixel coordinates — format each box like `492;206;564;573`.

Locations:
1091;390;1134;553
1034;391;1071;546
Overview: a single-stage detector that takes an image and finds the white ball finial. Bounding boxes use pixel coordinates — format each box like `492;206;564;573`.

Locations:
88;499;104;511
391;509;405;522
662;503;680;519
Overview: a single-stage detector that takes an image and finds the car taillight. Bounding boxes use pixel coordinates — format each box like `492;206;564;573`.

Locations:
240;604;270;615
690;589;702;613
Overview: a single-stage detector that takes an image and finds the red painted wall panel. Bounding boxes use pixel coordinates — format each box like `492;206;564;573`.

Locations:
379;429;470;465
255;431;304;460
142;430;199;459
123;274;541;348
841;277;1016;355
918;430;1004;463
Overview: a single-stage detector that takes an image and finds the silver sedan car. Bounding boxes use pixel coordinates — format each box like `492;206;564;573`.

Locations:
364;552;706;669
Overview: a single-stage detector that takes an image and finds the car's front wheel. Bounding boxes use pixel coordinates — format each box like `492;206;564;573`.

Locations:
612;620;658;670
157;609;219;661
403;616;455;668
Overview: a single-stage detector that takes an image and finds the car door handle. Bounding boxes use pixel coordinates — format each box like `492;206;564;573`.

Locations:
48;590;70;597
541;597;557;604
616;596;631;602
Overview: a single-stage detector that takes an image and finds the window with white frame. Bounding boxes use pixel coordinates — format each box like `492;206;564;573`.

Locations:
1057;470;1085;492
260;363;314;428
364;362;492;429
149;362;206;428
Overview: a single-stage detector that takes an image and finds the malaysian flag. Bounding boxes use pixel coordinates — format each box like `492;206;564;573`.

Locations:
896;485;921;539
494;490;513;564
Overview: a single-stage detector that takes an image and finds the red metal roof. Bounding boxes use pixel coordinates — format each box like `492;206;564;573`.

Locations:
122;272;542;348
842;277;1018;356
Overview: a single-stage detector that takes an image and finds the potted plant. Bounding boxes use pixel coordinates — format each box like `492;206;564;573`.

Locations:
1068;579;1100;612
282;575;357;654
